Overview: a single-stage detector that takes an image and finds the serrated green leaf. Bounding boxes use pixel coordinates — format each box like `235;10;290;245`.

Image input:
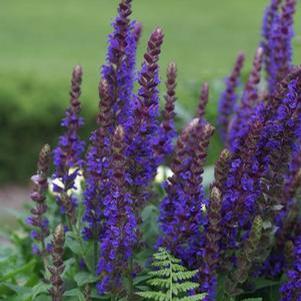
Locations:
64;288;85;301
65;233;82;256
31;282;51;299
253;277;280;290
74;271;98;286
0;259;36;281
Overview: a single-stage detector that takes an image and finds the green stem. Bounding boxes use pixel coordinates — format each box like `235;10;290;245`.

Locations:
128;256;134;300
93;238;98;273
73;224;94;273
41;238;49;277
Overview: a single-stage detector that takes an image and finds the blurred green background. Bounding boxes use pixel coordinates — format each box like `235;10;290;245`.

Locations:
1;0;301;183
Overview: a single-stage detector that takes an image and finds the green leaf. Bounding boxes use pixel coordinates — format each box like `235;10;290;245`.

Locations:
141;205;160;246
65;232;82;256
31;282;51;300
242;298;263;301
74;271;98;287
0;259;36;281
90;288;111;300
253;277;280;290
203;165;215;188
64;288;85;301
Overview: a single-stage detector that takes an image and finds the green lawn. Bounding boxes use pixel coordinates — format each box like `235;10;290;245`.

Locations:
4;0;301;105
1;0;301;182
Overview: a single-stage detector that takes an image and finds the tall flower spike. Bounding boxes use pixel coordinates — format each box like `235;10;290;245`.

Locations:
48;224;65;301
102;0;137;127
197;82;209;119
83;79;114;240
153;62;177;162
53;65;85;224
26;144;51;256
255;79;301;271
217;52;245;143
127;27;164;207
261;0;282;83
97;126;137;294
228;47;263;149
267;0;296;93
226;216;263;296
200;187;222;301
280;236;301;300
159;119;214;267
158;120;193;249
220;116;264;255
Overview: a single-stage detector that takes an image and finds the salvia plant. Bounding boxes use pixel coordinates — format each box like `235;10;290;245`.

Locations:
1;0;301;300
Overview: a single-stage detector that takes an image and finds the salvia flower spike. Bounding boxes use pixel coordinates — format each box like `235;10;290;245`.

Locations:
154;62;177;162
226;216;263;296
159;119;214;267
197;82;209;119
217;52;245;143
27;144;51;256
97;125;137;294
53;65;85;224
83;79;114;241
127;27;164;207
265;0;296;93
102;0;134;127
261;0;282;85
48;224;65;301
228;47;263;149
200;186;222;301
280;236;301;300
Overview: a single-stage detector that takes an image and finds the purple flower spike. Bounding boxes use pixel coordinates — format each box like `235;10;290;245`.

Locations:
262;0;296;93
217;52;245;143
261;0;282;82
128;27;164;208
48;224;65;301
228;47;263;149
53;65;85;224
159;119;214;268
102;0;137;128
281;236;301;301
27;144;51;256
200;187;222;301
83;79;114;241
97;126;137;294
197;82;209;119
153;62;177;163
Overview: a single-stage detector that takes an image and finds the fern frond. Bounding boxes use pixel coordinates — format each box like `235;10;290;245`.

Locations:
147;277;171;288
152;260;171;267
172;270;198;281
149;269;171;277
136;291;169;301
172;282;199;295
172;263;186;272
173;294;207;301
136;248;206;301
